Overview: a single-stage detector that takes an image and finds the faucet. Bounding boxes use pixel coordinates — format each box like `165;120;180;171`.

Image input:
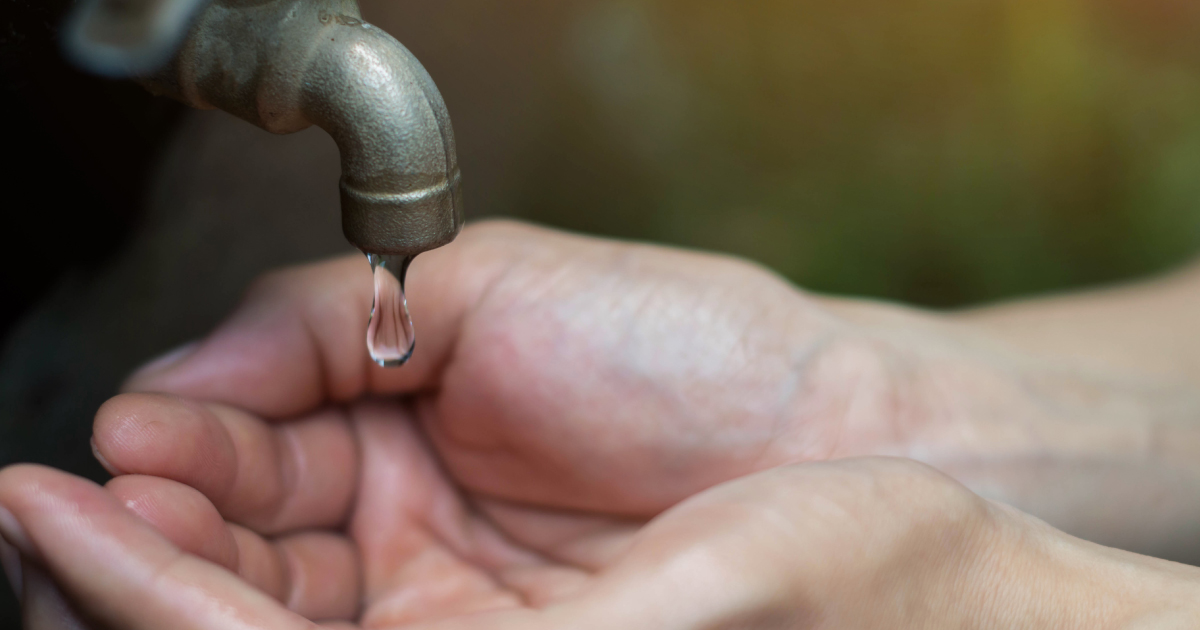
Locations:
62;0;463;257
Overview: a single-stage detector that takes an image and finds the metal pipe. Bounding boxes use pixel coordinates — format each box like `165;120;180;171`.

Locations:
68;0;463;256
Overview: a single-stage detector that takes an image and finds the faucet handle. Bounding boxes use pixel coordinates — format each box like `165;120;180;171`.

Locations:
62;0;211;77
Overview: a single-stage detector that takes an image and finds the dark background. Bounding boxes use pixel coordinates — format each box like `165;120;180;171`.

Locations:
4;0;1200;625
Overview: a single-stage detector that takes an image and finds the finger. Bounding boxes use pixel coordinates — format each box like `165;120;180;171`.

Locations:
227;524;288;600
103;474;361;619
93;393;358;534
275;532;361;622
96;411;363;618
0;464;311;630
121;221;534;418
227;527;362;622
103;476;316;615
20;559;93;630
105;475;239;571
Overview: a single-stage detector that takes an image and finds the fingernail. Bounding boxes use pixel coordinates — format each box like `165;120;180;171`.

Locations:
0;506;31;556
90;438;120;477
0;537;21;599
124;340;200;389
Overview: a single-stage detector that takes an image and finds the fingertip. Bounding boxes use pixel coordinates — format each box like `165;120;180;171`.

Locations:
0;464;75;525
0;464;107;558
90;437;120;477
105;475;240;571
0;463;56;491
93;395;243;516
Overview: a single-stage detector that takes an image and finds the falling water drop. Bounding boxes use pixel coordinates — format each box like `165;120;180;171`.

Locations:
365;253;416;367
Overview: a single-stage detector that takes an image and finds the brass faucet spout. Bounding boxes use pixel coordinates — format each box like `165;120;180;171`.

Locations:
68;0;464;256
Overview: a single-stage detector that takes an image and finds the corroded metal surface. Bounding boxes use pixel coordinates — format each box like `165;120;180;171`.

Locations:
66;0;463;256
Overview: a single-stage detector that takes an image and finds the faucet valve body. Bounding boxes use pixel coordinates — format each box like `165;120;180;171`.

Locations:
87;0;464;256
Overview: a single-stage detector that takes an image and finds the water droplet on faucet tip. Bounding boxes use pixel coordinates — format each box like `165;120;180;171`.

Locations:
365;252;416;367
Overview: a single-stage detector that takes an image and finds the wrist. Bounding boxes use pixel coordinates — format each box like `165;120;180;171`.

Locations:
813;295;1200;563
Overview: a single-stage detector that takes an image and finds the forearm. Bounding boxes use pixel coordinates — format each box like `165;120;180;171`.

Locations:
957;257;1200;389
938;260;1200;561
811;264;1200;562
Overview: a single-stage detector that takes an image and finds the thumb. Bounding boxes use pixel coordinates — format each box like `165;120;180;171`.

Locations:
120;220;534;420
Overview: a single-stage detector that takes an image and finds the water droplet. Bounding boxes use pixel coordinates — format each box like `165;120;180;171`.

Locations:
365;253;415;367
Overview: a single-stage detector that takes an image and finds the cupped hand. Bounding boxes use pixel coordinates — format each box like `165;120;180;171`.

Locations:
4;220;1200;628
114;220;930;516
7;450;1146;630
107;220;1183;535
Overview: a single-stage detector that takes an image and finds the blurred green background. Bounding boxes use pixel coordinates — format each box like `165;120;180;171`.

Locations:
3;0;1200;622
455;0;1200;307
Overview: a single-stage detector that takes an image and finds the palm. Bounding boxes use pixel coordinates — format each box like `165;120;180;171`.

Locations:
408;234;895;517
345;399;639;627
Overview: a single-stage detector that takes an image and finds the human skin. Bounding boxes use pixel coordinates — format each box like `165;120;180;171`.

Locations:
2;220;1200;627
822;262;1200;562
3;455;1200;629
